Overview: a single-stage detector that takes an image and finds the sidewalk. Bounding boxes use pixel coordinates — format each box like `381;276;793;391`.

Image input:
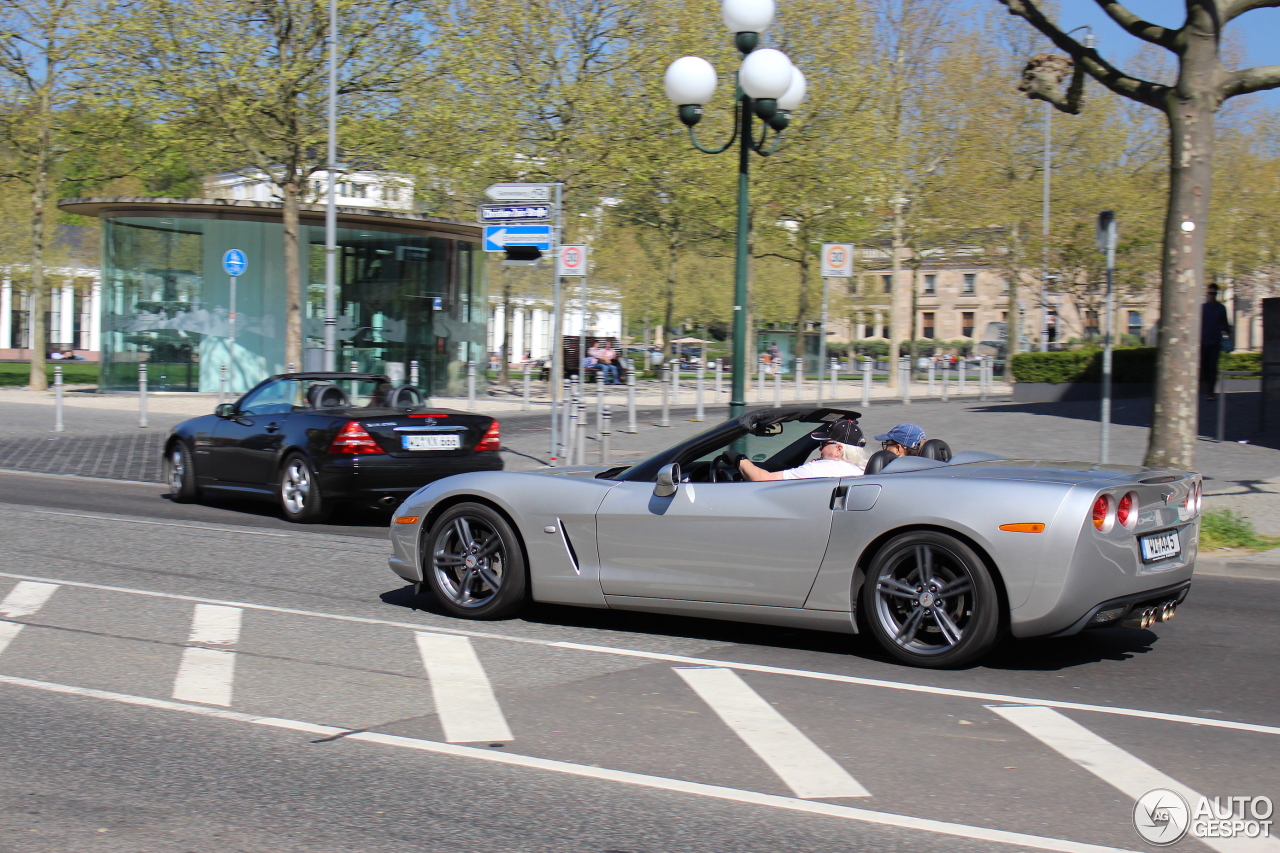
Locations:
1195;547;1280;581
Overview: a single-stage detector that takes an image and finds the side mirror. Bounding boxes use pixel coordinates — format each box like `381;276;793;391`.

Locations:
215;403;236;419
653;463;680;498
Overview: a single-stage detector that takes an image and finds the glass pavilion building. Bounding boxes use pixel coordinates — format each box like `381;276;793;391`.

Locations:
58;197;487;396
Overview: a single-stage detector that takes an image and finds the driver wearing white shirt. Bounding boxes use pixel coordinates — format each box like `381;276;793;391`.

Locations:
725;418;868;482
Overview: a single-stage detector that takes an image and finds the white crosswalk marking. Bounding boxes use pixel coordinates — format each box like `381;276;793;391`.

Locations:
991;705;1280;853
0;581;59;619
172;605;242;707
675;667;870;799
0;582;60;656
414;632;513;743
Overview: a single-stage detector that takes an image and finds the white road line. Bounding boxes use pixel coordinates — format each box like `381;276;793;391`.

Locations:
0;673;1139;853
414;632;513;743
990;705;1280;853
675;667;869;799
0;622;22;656
0;581;60;618
31;510;291;537
172;605;243;707
1;569;1277;739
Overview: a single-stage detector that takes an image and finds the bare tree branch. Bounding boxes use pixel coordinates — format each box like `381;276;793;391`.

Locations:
999;0;1171;110
1018;52;1087;113
1224;0;1280;22
1222;64;1280;98
1093;0;1180;48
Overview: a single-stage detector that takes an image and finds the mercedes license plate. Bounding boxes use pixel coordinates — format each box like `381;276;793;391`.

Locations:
403;434;461;451
1139;529;1181;563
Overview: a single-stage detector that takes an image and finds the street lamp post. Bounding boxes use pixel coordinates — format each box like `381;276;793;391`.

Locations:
664;0;806;419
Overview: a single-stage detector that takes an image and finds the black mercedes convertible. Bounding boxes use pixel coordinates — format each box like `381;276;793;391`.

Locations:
163;372;503;522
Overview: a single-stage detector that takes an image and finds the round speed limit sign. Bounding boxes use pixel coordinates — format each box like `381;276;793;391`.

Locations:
559;244;587;276
821;243;853;278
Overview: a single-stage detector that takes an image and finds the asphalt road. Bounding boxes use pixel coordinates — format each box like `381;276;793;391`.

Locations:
1;469;1278;853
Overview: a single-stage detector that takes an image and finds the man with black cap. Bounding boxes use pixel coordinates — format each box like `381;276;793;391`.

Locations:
723;418;868;482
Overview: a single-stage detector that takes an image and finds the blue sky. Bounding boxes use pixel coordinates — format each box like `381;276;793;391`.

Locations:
964;0;1280;109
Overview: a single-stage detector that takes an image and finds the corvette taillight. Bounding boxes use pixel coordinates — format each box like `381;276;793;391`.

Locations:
476;420;501;452
328;421;385;454
1117;492;1136;530
1092;494;1111;531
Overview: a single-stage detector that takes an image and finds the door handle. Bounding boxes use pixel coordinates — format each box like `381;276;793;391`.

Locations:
265;423;280;433
830;486;848;510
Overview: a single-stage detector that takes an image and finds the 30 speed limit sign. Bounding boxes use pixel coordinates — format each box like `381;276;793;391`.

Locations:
557;244;587;277
821;243;854;278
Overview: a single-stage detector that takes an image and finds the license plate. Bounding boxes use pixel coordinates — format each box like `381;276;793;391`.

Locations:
403;434;461;451
1140;529;1181;562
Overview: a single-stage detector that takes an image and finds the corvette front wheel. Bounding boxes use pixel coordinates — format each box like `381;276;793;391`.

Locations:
861;531;1001;668
423;503;528;620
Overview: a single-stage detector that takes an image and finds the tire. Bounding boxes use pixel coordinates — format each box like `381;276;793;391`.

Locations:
278;453;331;523
860;530;1002;668
422;502;528;620
165;441;200;503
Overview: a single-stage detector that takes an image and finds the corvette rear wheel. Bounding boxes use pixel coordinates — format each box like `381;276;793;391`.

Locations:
423;503;527;620
861;531;1001;668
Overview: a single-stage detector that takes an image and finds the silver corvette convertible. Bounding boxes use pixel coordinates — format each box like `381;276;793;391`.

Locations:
388;407;1199;667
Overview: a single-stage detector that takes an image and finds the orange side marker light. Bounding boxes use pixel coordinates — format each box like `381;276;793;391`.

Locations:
395;516;420;524
999;523;1045;533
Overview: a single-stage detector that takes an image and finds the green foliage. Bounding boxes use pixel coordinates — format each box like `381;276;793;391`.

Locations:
1010;347;1159;384
1221;351;1261;372
0;362;98;386
1199;508;1280;552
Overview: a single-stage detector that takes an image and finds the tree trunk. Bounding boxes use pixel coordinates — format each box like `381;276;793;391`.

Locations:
888;203;906;385
500;280;512;384
281;179;304;372
27;114;52;391
663;239;678;364
1145;90;1216;470
1006;222;1022;360
794;236;811;343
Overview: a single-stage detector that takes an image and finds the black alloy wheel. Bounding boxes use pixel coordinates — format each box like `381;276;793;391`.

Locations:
165;441;200;503
861;530;1001;668
278;452;330;523
423;503;527;620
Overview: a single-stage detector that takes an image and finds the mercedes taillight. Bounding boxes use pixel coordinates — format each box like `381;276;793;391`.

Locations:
328;421;385;454
476;420;501;452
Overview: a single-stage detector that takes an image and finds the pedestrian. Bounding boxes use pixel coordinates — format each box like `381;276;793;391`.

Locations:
1200;283;1233;400
589;339;619;385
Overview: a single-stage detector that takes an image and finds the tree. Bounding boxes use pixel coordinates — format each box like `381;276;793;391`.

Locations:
112;0;441;370
997;0;1280;468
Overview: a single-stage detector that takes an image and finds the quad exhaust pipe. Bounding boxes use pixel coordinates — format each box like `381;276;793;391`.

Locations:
1122;600;1177;629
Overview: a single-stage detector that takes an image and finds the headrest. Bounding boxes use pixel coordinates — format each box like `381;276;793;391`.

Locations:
382;385;425;409
863;449;897;475
307;382;349;409
918;439;952;461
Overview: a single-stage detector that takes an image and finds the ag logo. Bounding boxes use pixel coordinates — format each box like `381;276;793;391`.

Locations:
1134;788;1190;845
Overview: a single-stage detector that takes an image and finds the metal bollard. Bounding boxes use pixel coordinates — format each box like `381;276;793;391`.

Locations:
577;398;587;465
773;363;782;408
567;397;578;464
410;359;419;387
670;361;679;406
522;361;531;410
941;361;950;402
54;365;64;432
861;357;872;408
695;362;705;422
287;362;296;374
959;359;966;395
601;405;612;465
899;358;910;405
219;363;227;406
816;358;824;404
349;358;359;400
928;361;936;397
757;359;765;403
830;358;839;401
660;364;670;427
467;360;476;409
715;360;723;402
138;363;149;428
795;358;804;401
625;369;637;433
561;380;573;460
979;357;988;401
595;376;604;437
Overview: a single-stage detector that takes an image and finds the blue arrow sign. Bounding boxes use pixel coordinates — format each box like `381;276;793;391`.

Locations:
222;249;247;277
483;225;552;252
479;203;552;223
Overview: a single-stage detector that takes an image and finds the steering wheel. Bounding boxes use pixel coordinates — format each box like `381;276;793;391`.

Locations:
710;453;743;483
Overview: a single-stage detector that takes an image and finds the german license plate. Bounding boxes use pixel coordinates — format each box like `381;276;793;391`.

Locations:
1140;529;1181;562
403;434;461;451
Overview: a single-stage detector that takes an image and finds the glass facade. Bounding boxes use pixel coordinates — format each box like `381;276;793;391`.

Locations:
98;207;485;394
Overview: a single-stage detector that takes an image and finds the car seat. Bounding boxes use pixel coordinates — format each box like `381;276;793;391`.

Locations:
863;449;897;475
307;382;349;409
918;439;952;462
381;385;425;409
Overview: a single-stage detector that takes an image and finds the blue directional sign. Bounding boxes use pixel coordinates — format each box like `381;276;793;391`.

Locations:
482;225;553;253
222;249;248;277
479;203;552;224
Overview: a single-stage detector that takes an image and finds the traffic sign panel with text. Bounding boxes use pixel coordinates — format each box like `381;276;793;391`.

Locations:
483;225;553;252
558;245;587;276
479;203;553;223
821;243;854;278
484;183;554;202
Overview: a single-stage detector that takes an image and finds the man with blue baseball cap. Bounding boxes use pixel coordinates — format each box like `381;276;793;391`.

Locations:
874;423;926;457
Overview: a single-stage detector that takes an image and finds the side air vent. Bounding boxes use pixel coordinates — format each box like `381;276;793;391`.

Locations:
556;518;581;574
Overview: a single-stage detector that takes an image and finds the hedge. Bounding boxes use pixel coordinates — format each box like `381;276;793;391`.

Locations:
0;362;99;387
1011;346;1261;384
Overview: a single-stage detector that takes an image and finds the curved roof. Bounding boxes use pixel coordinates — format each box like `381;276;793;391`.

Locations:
57;197;480;241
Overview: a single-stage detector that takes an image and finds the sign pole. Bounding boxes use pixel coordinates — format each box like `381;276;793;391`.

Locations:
229;275;237;345
818;244;853;404
323;0;338;373
1097;211;1117;464
819;275;830;387
550;185;563;466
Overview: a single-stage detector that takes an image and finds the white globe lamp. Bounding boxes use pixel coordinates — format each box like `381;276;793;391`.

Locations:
664;56;718;126
739;48;792;119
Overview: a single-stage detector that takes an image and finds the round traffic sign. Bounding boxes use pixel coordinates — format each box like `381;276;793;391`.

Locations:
222;249;248;277
823;245;849;270
561;246;585;271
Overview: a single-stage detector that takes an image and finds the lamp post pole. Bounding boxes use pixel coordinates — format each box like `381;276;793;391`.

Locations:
665;1;806;420
322;0;338;372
